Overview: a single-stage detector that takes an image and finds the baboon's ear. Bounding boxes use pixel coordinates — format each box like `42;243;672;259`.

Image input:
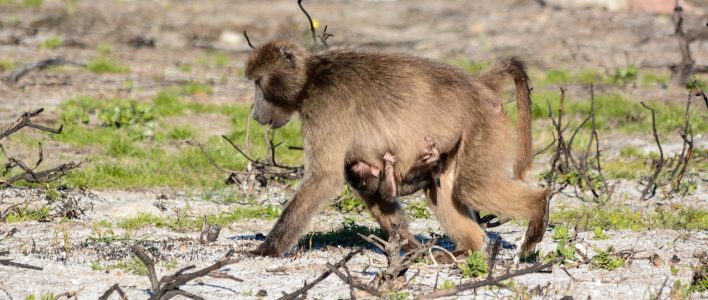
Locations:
280;46;295;63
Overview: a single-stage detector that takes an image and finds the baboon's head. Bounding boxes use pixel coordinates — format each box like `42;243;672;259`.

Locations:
245;39;308;129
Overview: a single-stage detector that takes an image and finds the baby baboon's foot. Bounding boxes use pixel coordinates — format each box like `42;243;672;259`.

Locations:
382;152;398;198
420;136;440;164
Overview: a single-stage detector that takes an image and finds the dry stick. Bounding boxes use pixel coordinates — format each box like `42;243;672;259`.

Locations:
5;57;85;84
0;108;63;141
129;245;240;300
669;89;694;190
244;104;254;156
669;2;695;87
588;84;610;198
325;263;381;297
639;102;665;201
417;258;560;299
98;283;127;300
243;31;255;49
0;259;43;270
278;248;364;300
298;0;318;48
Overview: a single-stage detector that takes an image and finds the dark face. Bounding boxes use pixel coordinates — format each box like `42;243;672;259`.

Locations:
245;40;307;129
252;80;293;129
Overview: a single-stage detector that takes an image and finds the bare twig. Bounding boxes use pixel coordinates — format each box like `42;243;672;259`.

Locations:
278;248;364;300
127;245;239;300
0;108;63;140
243;31;255;49
98;283;127;300
416;258;560;299
325;263;381;297
298;0;317;48
639;102;664;201
5;57;85;84
0;259;43;271
669;1;696;86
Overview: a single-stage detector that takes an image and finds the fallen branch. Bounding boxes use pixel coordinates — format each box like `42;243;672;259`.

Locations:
325;262;381;297
0;258;43;271
98;283;127;300
5;57;85;84
278;248;363;300
127;245;241;300
416;258;560;299
0;108;62;140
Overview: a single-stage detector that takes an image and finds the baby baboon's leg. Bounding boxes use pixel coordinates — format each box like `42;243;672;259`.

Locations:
382;152;398;198
424;156;486;254
360;193;421;250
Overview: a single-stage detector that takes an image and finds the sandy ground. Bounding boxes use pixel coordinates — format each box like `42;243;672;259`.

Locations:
1;0;707;299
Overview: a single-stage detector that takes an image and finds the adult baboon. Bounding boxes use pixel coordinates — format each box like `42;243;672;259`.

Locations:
245;38;547;257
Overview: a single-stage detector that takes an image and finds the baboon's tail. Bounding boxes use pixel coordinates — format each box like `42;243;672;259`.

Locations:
478;57;533;179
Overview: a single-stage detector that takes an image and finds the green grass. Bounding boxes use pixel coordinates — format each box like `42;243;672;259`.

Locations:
197;51;230;68
40;37;62;49
85;57;129;74
118;206;279;232
505;90;707;135
458;250;488;278
591;246;625;270
552;205;708;231
0;0;43;7
0;59;13;71
446;58;490;74
4;206;50;223
50;89;302;189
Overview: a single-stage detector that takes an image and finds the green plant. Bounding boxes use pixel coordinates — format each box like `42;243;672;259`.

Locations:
98;101;154;128
458;250;488;278
440;280;456;289
591;246;624;270
40;37;62;49
592;226;609;240
544;68;572;85
4;206;50;222
407;200;430;219
335;186;365;213
608;64;638;86
546;240;576;263
551;224;571;242
97;43;113;56
86;57;129;74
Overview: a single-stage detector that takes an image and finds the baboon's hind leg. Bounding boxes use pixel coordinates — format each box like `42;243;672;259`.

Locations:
424;156;486;257
360;193;421;250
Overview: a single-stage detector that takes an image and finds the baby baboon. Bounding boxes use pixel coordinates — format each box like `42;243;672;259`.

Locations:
346;136;441;199
245;38;547;257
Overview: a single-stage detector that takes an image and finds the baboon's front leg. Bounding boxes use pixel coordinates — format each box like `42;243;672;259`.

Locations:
252;173;343;256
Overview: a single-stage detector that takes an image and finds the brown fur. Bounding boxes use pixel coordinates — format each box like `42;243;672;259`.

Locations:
245;38;547;257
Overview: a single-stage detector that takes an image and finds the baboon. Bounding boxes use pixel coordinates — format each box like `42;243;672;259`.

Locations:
245;38;548;258
346;136;441;199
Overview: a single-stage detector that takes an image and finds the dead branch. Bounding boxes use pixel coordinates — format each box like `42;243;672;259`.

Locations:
278;248;364;300
98;283;127;300
243;31;255;49
669;2;695;86
128;245;240;300
325;263;381;297
298;0;318;48
416;258;560;299
358;227;433;291
298;0;333;49
668;89;695;193
5;57;85;85
0;258;43;271
0;108;63;140
639;102;664;201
